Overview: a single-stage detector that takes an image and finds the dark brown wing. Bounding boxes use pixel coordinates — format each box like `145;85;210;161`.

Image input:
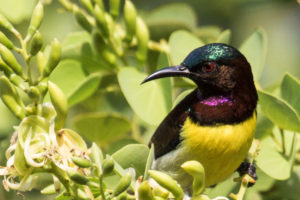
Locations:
149;89;199;159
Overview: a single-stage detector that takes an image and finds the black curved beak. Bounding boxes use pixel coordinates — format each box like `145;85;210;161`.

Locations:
141;65;191;84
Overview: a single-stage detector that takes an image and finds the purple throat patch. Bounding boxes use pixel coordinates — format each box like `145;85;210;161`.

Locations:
200;96;233;106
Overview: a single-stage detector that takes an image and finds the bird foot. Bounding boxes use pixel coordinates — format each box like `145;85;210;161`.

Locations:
236;162;257;187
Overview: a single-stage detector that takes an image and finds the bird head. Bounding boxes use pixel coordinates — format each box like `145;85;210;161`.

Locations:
142;43;255;96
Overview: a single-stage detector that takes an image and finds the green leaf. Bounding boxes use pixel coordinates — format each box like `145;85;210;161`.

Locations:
239;28;267;81
143;144;154;181
256;130;296;180
112;144;149;177
67;73;102;107
73;113;131;145
118;67;172;125
280;73;300;116
258;89;300;132
194;26;222;43
62;31;91;59
0;0;36;23
216;29;231;44
255;112;274;139
46;59;86;102
145;3;197;39
169;30;205;65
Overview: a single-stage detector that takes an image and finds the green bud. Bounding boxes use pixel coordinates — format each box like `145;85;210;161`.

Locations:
48;81;68;130
80;0;94;14
72;156;92;168
67;169;89;185
30;31;43;56
117;192;127;200
105;13;114;34
78;188;90;199
8;73;26;90
148;170;183;200
28;2;44;36
94;5;109;37
43;38;61;77
110;0;120;19
102;157;115;175
153;197;165;200
0;76;25;119
90;142;104;175
153;187;169;199
181;161;205;196
113;171;132;196
37;78;48;97
0;32;14;49
0;44;23;76
27;86;41;101
191;195;211;200
124;0;137;42
136;17;149;66
93;0;104;10
0;56;12;76
74;8;92;32
0;14;14;32
41;184;57;195
138;181;153;200
37;51;46;76
92;31;117;66
59;0;73;10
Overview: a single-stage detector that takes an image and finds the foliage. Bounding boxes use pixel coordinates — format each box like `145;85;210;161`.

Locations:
0;0;299;200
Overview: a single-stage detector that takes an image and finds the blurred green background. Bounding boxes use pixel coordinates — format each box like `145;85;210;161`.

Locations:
0;0;299;199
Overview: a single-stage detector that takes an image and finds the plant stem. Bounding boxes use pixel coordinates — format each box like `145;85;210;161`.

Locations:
280;129;286;155
99;175;106;200
230;140;260;200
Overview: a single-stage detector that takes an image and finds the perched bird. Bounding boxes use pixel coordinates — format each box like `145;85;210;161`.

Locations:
142;43;258;193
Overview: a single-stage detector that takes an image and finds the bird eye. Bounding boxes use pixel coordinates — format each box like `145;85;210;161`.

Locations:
202;62;216;72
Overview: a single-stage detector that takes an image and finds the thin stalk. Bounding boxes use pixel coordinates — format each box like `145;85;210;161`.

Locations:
280;129;286;155
99;175;106;200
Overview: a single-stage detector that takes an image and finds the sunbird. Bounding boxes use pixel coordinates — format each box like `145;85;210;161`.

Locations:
142;43;258;193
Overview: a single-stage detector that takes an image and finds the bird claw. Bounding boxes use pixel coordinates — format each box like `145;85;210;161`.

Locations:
236;162;257;187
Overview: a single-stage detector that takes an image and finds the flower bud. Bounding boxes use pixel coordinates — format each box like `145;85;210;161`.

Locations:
93;0;104;10
0;32;14;49
30;31;43;56
113;171;132;196
138;181;153;200
92;31;117;66
74;8;92;33
117;192;127;200
136;17;149;66
41;184;57;195
124;0;137;42
67;169;89;185
43;38;61;77
94;5;109;37
153;187;169;199
72;156;92;168
48;81;68;130
148;170;183;200
37;51;46;76
110;0;120;19
181;161;205;196
80;0;94;14
0;56;12;76
0;44;23;76
37;78;48;97
0;14;14;32
78;188;90;199
102;157;115;175
28;2;44;36
90;143;104;175
153;197;165;200
27;86;41;101
0;76;25;119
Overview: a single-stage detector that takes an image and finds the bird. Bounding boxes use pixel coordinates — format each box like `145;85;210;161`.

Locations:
142;43;258;193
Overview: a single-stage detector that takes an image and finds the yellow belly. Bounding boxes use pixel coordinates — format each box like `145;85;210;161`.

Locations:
180;112;256;186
